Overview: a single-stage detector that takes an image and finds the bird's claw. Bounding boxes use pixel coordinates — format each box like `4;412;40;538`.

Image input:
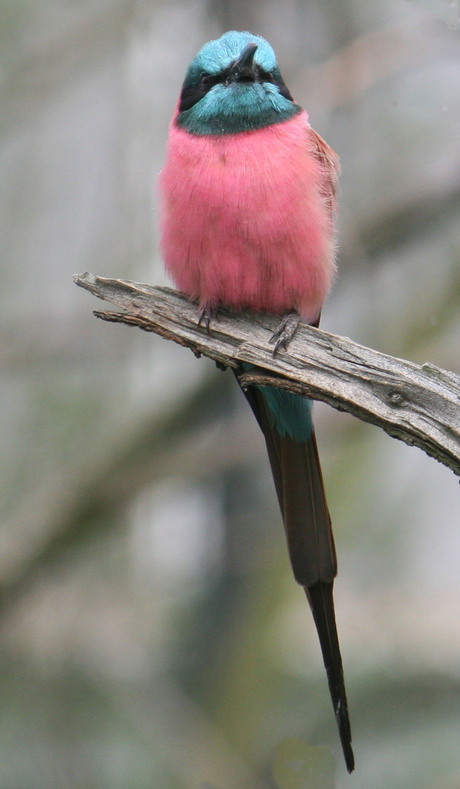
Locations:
198;305;219;335
198;306;226;370
269;311;300;355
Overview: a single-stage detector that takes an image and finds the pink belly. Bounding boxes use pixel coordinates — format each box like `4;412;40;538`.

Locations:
160;111;335;322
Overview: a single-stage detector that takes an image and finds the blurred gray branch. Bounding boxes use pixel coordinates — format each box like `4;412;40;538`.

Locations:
74;272;460;477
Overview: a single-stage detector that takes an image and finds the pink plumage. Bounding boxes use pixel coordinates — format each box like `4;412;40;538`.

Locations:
159;32;356;772
160;110;339;323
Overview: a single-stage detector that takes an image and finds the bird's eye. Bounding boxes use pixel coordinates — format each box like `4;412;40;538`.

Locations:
201;74;210;86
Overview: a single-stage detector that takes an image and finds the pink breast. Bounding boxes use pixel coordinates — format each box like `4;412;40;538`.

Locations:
160;110;336;322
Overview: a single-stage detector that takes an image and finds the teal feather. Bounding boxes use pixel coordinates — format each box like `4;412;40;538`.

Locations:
260;386;313;443
190;31;277;75
241;363;313;442
177;31;300;136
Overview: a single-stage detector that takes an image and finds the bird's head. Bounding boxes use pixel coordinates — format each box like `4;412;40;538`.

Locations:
176;31;301;135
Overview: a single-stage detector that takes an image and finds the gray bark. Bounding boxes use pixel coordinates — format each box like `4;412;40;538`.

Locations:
74;272;460;477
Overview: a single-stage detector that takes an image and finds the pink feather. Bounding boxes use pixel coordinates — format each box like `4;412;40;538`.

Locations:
160;110;337;322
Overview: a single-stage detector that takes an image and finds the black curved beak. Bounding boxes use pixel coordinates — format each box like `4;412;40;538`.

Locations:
227;42;258;82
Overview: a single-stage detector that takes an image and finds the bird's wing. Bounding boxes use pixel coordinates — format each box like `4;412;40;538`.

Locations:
308;127;341;219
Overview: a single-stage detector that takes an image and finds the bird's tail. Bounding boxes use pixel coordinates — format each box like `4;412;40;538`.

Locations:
237;377;354;773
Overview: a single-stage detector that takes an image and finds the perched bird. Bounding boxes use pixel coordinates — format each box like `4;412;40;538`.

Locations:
160;31;354;773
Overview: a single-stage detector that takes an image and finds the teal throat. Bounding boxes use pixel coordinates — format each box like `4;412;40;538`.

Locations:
176;83;301;135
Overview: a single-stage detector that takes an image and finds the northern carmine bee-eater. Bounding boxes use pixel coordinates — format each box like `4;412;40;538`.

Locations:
160;31;354;773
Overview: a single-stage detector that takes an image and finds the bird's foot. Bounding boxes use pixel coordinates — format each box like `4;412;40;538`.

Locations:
197;305;226;370
198;305;219;335
269;311;300;354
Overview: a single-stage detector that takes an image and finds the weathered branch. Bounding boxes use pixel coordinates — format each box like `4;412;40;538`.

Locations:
74;273;460;477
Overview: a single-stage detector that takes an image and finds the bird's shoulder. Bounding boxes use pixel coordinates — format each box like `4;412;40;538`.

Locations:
307;126;340;217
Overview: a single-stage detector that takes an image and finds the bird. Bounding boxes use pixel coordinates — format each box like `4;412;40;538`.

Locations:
159;31;354;773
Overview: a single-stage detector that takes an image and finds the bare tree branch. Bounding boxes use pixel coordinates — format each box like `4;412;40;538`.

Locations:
74;273;460;477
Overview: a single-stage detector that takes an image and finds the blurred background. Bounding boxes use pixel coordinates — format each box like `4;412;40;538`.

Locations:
1;1;459;787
